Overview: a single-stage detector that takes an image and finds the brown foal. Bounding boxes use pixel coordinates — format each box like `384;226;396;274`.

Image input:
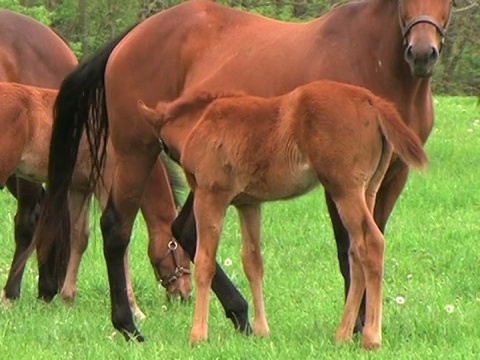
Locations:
138;80;428;349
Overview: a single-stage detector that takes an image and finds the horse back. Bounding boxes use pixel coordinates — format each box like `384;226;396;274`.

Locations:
0;10;77;87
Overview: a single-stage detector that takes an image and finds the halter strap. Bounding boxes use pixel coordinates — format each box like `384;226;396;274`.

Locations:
401;15;447;40
157;240;191;288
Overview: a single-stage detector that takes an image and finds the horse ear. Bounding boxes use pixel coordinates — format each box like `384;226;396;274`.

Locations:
137;100;164;132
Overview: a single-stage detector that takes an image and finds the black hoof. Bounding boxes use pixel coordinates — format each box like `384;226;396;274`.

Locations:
37;291;57;303
353;319;364;334
120;328;145;343
227;311;252;335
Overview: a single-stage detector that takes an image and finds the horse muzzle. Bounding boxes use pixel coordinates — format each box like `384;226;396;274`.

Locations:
404;42;440;78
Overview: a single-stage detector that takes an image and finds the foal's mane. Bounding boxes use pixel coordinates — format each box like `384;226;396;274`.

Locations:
164;89;245;122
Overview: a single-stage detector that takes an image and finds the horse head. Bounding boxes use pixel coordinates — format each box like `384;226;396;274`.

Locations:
399;0;453;77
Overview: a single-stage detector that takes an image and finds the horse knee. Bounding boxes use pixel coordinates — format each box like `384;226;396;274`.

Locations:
100;200;129;257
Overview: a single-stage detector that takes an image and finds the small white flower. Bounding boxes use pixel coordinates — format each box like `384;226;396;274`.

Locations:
474;119;479;126
224;258;233;267
444;304;454;314
467;128;474;133
406;274;413;281
161;305;168;312
395;296;406;305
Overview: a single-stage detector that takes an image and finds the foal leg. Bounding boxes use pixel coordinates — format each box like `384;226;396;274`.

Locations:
100;152;159;342
334;195;384;350
2;178;43;303
326;164;408;332
60;189;91;303
190;189;230;344
237;204;269;336
172;192;252;334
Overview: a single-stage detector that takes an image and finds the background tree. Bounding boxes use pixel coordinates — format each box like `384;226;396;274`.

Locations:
1;0;478;95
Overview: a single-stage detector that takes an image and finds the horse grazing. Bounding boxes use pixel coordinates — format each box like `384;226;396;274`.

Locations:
1;81;191;316
34;0;452;341
138;80;428;348
0;11;191;311
0;9;77;303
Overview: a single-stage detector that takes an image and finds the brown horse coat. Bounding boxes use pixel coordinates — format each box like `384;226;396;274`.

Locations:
139;79;428;349
36;0;452;344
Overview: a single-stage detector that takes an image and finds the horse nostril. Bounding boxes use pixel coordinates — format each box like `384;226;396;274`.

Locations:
405;45;414;61
430;46;439;61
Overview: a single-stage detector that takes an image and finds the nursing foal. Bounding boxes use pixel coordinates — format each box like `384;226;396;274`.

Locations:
138;80;428;349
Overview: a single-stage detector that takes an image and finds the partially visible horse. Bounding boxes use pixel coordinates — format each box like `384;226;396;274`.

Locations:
33;0;452;340
1;81;192;316
0;9;77;302
138;80;428;348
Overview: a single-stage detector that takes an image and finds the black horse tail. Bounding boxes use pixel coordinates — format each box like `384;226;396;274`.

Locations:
17;25;138;293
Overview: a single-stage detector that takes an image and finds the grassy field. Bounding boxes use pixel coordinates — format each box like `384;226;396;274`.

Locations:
0;96;478;359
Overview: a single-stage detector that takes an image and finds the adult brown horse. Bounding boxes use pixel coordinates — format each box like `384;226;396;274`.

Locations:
0;9;77;302
0;10;191;312
34;0;452;342
137;81;428;348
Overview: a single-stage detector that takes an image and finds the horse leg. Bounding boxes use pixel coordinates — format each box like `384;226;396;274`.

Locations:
237;204;270;337
334;194;384;350
325;192;365;332
190;189;229;344
59;189;91;303
140;159;191;299
100;152;159;342
171;192;252;334
2;177;43;303
326;164;408;332
123;251;146;320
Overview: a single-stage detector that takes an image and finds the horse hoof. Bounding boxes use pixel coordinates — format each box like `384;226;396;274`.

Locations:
361;332;381;350
334;329;353;344
1;290;13;308
189;330;208;345
362;339;381;350
253;323;270;337
60;291;76;305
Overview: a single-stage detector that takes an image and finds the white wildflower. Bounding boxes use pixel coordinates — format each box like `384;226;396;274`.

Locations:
161;305;168;312
395;296;406;305
444;304;454;314
406;274;413;281
224;258;233;267
467;128;474;133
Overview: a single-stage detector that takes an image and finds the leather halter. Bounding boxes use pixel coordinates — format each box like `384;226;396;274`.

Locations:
157;240;190;288
399;2;452;49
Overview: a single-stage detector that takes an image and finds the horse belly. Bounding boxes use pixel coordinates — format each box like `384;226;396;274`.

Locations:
238;161;318;203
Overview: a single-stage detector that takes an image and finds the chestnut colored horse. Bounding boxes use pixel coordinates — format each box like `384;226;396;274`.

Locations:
0;9;77;302
138;80;428;349
1;10;191;313
33;0;452;341
1;82;190;318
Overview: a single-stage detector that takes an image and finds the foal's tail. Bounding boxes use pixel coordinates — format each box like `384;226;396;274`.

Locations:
15;26;138;290
373;97;428;171
138;90;244;130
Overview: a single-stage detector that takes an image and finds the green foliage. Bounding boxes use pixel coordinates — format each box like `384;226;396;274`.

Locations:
0;0;52;24
0;1;478;90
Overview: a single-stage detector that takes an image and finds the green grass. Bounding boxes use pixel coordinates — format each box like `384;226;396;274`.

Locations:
0;96;479;359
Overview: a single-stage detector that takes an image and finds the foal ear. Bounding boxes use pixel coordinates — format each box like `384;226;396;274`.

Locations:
137;100;164;132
